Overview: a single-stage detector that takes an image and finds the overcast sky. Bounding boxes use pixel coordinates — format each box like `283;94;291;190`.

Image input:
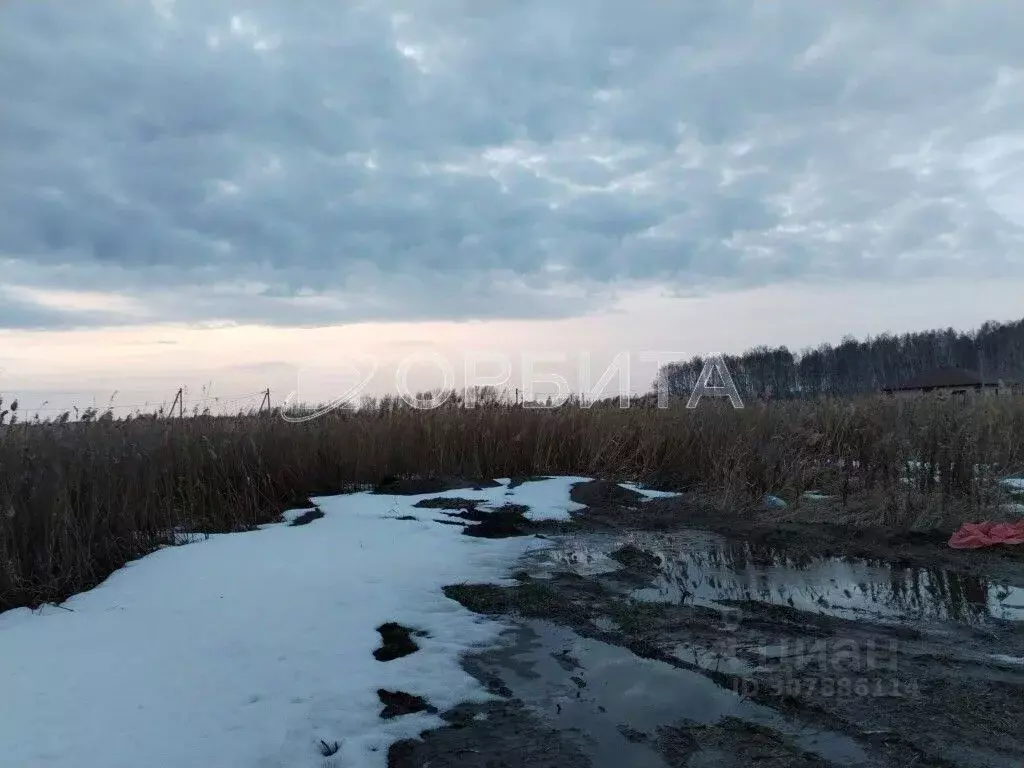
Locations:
2;1;1023;411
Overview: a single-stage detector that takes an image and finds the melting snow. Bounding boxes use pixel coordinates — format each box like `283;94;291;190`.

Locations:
480;475;591;521
0;477;623;768
619;482;683;500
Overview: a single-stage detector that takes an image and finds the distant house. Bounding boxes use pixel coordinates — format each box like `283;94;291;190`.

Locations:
883;367;1011;400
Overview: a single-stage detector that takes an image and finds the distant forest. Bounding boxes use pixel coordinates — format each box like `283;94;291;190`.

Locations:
659;317;1024;400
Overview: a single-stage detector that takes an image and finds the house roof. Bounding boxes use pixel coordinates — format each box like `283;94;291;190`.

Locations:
886;367;995;391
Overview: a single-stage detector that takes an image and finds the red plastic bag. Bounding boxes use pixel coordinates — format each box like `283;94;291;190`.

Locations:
948;521;1024;549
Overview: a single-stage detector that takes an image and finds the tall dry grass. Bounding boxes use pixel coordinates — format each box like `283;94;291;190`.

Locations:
2;394;1023;612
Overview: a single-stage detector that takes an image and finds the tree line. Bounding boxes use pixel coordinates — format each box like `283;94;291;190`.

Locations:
658;317;1024;401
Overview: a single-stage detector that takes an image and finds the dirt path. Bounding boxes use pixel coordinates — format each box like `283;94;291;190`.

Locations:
388;482;1024;768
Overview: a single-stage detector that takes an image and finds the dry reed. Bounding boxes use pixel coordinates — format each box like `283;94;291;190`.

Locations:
2;394;1022;611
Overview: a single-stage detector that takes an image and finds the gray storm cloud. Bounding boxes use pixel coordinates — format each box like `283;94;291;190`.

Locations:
1;0;1023;328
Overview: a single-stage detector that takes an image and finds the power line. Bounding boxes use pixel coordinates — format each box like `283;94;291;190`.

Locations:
16;389;270;415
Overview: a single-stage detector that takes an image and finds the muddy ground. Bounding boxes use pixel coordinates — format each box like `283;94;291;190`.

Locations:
385;480;1024;768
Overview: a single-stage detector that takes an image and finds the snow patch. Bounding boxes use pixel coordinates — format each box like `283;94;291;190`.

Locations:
619;482;683;500
0;477;605;768
801;492;835;501
479;475;592;521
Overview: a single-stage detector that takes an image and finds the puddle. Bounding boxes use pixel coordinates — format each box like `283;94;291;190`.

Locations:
530;539;624;577
474;619;873;768
989;653;1024;666
526;530;1024;626
591;615;621;633
671;642;756;676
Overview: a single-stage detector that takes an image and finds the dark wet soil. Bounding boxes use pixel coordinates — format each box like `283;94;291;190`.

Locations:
287;508;324;526
462;505;533;539
377;478;1024;767
411;491;574;539
463;515;529;539
377;689;437;719
569;479;645;508
373;622;422;662
657;718;835;768
413;497;483;511
507;475;553;489
277;493;320;517
442;574;1023;765
387;700;590;768
373;475;501;495
405;496;537;538
425;483;1024;767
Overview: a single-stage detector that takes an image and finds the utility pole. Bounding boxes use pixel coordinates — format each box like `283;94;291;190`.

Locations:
258;388;271;416
169;387;183;419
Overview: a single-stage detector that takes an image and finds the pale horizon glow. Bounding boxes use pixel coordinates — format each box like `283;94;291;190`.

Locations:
2;278;1022;416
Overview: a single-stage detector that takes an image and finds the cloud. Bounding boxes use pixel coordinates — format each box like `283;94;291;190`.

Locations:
1;0;1023;329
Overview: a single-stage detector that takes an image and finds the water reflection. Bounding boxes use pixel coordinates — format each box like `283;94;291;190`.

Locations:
528;530;1024;625
473;620;871;768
